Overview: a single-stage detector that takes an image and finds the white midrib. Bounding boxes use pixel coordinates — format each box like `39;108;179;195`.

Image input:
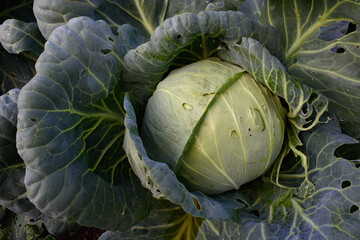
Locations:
285;18;324;60
134;0;155;35
285;1;349;60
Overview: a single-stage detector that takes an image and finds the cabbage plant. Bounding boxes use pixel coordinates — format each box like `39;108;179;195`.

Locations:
0;0;359;239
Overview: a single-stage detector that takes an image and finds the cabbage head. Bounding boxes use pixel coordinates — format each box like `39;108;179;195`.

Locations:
141;58;287;194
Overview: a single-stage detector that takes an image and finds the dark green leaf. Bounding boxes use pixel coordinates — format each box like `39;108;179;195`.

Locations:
99;201;203;240
0;89;38;217
0;89;79;235
33;0;220;39
0;19;45;57
123;11;281;104
0;3;45;94
0;47;35;95
260;0;360;140
17;17;154;231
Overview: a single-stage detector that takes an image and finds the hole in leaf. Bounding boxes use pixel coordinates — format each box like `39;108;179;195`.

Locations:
350;205;359;214
341;180;351;189
236;199;246;205
220;42;230;51
193;197;201;210
30;117;37;123
335;143;360;161
251;209;260;217
330;46;345;53
108;37;114;42
346;22;356;34
101;49;111;54
231;130;237;139
336;47;345;53
132;228;149;235
203;92;215;97
319;21;355;41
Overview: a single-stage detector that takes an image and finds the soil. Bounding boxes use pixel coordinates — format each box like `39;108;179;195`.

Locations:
55;227;105;240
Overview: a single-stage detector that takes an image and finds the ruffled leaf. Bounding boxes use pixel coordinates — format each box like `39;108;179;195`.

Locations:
259;0;360;140
16;17;153;231
123;10;282;104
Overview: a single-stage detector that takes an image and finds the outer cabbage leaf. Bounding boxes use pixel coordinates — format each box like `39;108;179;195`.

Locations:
0;89;78;236
0;210;56;240
16;17;153;231
0;89;39;218
259;0;360;140
33;0;222;39
123;10;282;104
0;2;45;94
196;113;360;240
0;49;35;94
0;19;45;57
99;201;203;240
218;38;328;134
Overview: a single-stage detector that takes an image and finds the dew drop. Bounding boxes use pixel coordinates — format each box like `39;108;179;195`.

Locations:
182;103;193;110
231;130;237;139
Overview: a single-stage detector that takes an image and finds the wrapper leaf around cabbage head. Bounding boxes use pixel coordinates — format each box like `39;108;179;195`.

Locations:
123;10;328;220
